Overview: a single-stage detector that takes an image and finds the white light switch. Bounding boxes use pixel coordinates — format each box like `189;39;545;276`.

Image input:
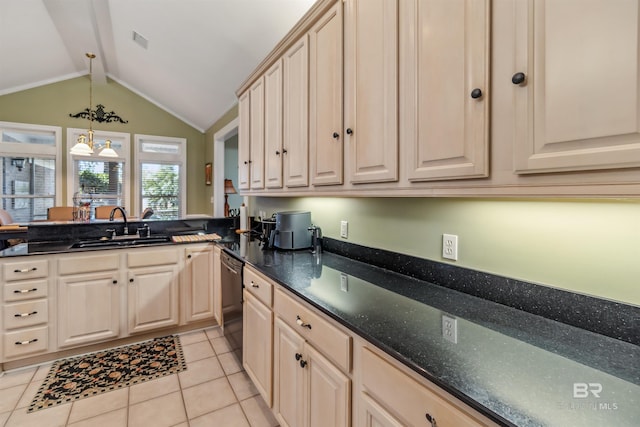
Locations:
340;221;348;239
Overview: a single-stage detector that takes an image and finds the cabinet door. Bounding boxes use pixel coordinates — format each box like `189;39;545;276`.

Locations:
344;0;398;184
58;272;120;348
238;90;251;190
310;2;344;186
213;246;222;326
265;59;284;189
243;291;274;407
274;317;306;427
513;0;640;173
283;36;310;188
250;77;266;189
307;344;350;427
128;265;179;334
401;0;489;181
359;393;404;427
184;246;214;323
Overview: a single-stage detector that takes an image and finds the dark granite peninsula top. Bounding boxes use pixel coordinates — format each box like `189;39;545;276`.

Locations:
0;217;238;257
222;238;640;427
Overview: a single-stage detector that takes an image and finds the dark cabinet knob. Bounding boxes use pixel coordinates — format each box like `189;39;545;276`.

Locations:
187;254;192;259
470;88;483;99
282;148;288;154
299;359;308;368
425;413;437;426
275;150;280;155
332;132;339;139
129;278;134;283
346;128;353;135
112;280;118;284
512;72;526;85
243;160;248;165
295;353;302;361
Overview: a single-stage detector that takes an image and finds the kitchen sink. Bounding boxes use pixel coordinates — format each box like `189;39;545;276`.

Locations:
70;235;171;249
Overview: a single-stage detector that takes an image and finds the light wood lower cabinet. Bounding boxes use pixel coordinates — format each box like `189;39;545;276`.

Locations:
243;290;274;406
274;317;350;427
357;345;497;427
183;245;215;323
57;271;120;348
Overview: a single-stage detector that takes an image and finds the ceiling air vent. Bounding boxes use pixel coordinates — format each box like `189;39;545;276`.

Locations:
132;31;148;49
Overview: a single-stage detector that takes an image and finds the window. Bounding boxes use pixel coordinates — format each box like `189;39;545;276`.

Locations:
0;122;62;222
135;135;186;219
67;128;130;214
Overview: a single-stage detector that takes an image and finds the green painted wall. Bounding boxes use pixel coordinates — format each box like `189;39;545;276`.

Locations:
0;77;208;214
253;197;640;306
204;104;238;214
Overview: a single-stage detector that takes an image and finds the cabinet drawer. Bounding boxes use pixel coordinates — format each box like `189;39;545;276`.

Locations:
243;267;273;307
128;248;178;267
274;288;351;372
361;346;493;427
4;279;48;301
3;259;48;281
3;326;48;360
3;300;48;329
58;253;119;275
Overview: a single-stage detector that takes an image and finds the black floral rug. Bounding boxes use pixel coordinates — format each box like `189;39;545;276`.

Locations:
28;335;186;412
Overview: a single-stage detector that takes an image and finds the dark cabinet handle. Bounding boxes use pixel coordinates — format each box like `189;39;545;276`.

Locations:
295;353;303;361
15;338;38;345
14;267;37;273
14;311;37;318
299;359;308;368
425;413;437;426
470;88;483;99
129;278;134;283
282;148;288;154
248;159;252;163
296;315;312;329
112;280;118;285
243;160;248;165
187;254;192;259
275;150;280;155
346;128;353;135
14;288;38;294
332;132;339;139
512;72;526;85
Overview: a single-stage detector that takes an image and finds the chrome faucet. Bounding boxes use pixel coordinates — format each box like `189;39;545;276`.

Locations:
109;207;128;235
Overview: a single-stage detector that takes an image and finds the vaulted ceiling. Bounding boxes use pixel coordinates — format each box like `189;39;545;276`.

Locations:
0;0;316;132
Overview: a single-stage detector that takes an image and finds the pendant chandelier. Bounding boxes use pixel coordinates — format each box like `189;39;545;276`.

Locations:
69;53;118;157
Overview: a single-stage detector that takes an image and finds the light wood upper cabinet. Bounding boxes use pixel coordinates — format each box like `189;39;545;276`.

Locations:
310;2;343;186
283;36;310;188
250;77;266;189
238;90;251;190
513;0;640;174
400;0;490;181
265;59;284;189
344;0;399;184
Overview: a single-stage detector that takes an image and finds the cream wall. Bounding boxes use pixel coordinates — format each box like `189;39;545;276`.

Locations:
0;77;209;214
253;197;640;306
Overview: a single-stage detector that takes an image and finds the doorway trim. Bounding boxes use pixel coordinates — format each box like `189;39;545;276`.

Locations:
213;117;239;217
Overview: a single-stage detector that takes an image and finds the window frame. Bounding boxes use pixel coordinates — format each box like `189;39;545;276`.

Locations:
134;134;187;219
66;128;131;211
0;121;63;216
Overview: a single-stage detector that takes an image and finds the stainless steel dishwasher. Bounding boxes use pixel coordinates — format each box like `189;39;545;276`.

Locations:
220;251;244;356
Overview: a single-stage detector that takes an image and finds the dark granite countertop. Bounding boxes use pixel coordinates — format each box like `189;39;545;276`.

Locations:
222;238;640;427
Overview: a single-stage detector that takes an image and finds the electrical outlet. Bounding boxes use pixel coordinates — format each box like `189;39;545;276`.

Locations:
442;234;458;261
442;315;458;344
340;220;348;239
340;273;348;292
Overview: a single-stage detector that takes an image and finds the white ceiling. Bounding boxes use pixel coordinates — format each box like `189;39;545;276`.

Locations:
0;0;316;132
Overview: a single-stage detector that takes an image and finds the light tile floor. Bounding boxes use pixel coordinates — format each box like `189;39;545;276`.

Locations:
0;327;279;427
